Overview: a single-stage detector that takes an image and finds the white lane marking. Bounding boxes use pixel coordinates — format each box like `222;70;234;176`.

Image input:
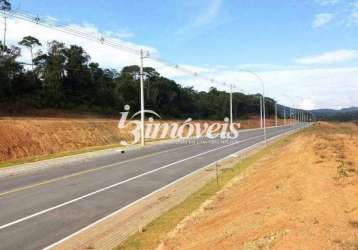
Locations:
44;126;299;250
0;126;300;232
0;144;197;198
0;133;269;231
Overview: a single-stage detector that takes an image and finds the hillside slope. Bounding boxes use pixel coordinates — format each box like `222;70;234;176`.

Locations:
0;118;131;163
0;116;283;164
159;122;358;249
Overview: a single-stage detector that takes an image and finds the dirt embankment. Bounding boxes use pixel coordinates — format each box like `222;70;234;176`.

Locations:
159;122;358;250
0;114;284;164
0;118;133;163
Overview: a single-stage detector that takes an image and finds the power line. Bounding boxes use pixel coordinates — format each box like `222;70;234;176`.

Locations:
5;9;237;90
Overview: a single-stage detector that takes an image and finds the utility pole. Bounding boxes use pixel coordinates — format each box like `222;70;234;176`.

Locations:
139;49;148;147
1;0;11;54
236;69;266;144
263;92;267;144
300;111;303;124
283;108;286;126
297;111;299;123
230;84;233;127
296;110;299;124
260;96;263;129
275;102;278;127
301;111;303;123
3;13;6;51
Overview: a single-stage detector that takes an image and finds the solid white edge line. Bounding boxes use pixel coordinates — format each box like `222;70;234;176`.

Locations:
0;132;274;231
0;124;287;178
44;125;300;250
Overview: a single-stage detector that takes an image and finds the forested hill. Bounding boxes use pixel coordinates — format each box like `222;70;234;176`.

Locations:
0;36;278;119
312;108;358;122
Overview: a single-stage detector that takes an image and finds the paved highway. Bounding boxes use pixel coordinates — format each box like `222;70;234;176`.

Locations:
0;124;304;250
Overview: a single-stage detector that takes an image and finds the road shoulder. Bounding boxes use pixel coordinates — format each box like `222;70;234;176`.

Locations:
51;128;299;250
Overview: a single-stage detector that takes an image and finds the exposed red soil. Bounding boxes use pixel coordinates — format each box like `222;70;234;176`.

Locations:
159;122;358;250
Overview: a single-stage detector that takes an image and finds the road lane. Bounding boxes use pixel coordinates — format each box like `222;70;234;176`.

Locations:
0;124;304;250
0;126;285;195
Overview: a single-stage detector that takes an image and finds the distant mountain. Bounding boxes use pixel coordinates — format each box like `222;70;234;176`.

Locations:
312;109;338;114
341;107;358;112
311;107;358;121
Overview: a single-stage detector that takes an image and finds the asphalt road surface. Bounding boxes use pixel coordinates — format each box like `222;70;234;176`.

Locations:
0;124;305;250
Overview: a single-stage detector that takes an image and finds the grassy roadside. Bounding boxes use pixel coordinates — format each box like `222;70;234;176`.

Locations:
0;132;216;170
116;132;300;250
0;143;122;169
0;135;199;169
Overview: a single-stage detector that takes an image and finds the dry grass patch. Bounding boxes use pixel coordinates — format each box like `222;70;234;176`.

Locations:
154;122;358;250
0;117;283;167
116;134;297;250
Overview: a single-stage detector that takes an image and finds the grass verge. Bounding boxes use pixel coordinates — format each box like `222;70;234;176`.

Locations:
116;133;298;250
0;135;204;170
0;144;123;169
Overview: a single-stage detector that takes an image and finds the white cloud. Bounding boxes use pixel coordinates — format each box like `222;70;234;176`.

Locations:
312;13;334;28
191;66;358;110
294;50;358;65
347;11;358;26
7;16;358;110
176;0;222;34
315;0;340;6
8;17;155;69
299;99;316;110
104;30;134;39
193;0;222;26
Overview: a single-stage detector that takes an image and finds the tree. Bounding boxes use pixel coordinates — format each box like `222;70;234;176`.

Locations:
33;41;66;107
0;0;11;11
0;37;281;119
19;36;42;70
62;45;91;105
0;42;23;102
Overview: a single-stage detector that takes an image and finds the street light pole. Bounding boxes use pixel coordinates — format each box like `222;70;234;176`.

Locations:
260;96;263;129
263;86;267;144
230;84;233;126
275;102;278;127
237;69;267;144
139;50;146;147
281;94;296;127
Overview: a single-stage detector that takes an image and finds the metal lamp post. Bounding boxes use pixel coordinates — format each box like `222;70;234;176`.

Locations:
230;84;233;126
238;69;267;145
139;49;150;147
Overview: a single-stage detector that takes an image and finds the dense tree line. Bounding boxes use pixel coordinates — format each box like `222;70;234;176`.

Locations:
313;111;358;122
0;36;277;119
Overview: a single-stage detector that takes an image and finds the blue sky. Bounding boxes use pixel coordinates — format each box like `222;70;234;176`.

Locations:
7;0;358;109
10;0;358;65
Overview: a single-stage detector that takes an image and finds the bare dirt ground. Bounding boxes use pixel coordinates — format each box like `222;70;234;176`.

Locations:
0;113;283;164
159;122;358;250
0;118;132;163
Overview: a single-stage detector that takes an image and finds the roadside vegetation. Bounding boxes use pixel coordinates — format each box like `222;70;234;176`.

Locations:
117;132;296;250
0;117;283;166
118;122;358;250
0;38;279;119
